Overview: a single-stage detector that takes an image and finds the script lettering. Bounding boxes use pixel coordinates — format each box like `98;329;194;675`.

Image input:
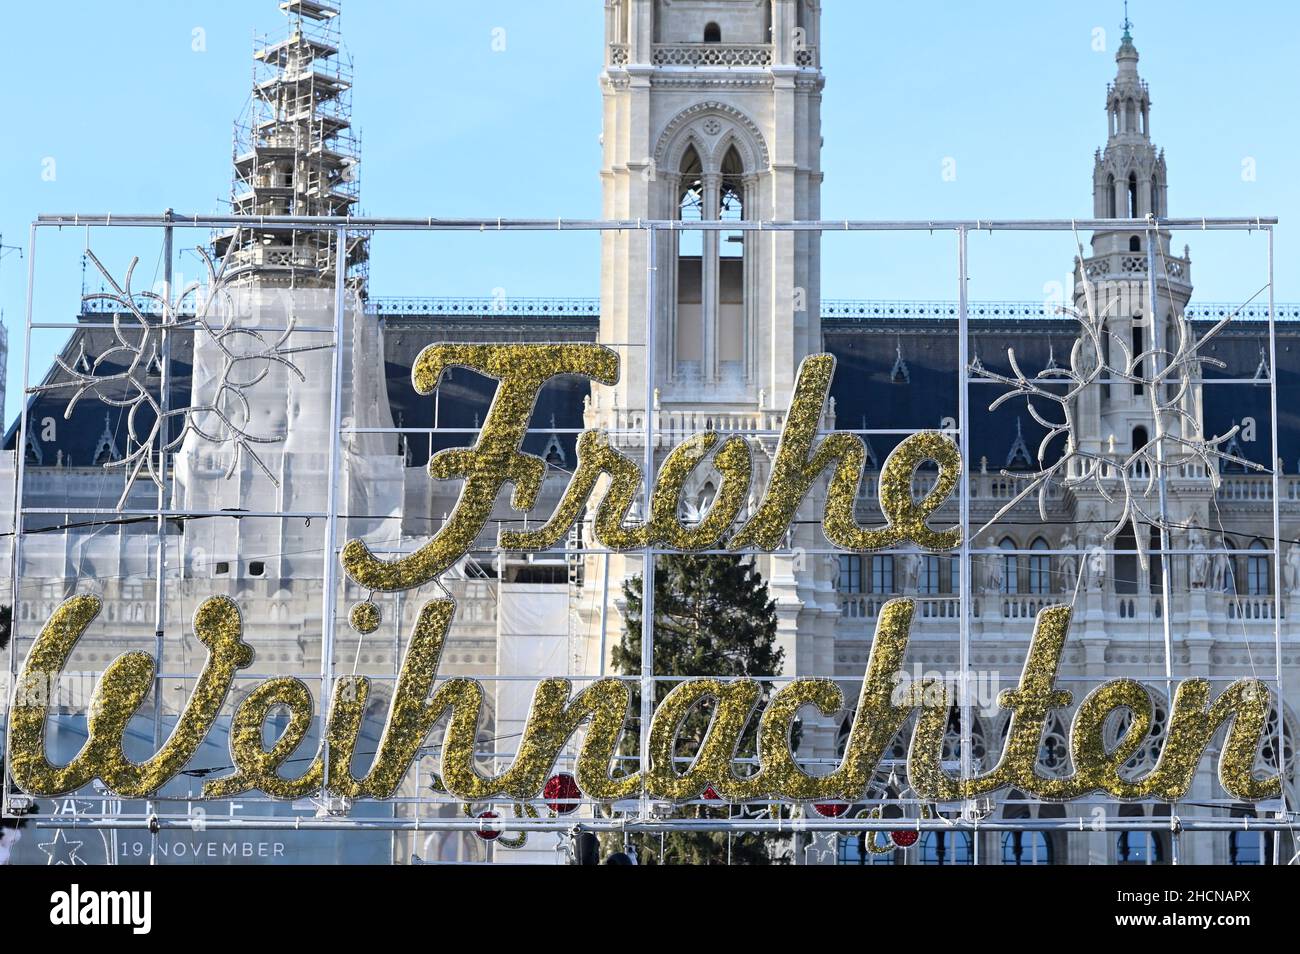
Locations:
10;596;1281;803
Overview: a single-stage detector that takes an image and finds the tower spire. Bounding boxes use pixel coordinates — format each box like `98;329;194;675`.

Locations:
1090;5;1161;220
1114;3;1141;84
1074;16;1193;467
215;1;367;289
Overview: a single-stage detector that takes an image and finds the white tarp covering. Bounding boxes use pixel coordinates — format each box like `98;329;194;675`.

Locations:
494;581;570;863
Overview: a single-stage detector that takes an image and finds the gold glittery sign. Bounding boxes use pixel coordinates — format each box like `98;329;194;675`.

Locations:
341;348;961;591
4;346;1280;806
8;597;1279;803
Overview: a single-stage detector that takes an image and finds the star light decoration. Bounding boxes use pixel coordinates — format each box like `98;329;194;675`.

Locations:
38;797;114;865
32;245;325;509
37;828;86;865
970;234;1268;568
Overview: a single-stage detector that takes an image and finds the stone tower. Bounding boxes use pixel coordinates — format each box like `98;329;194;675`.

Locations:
597;0;824;414
173;0;403;584
1073;20;1194;471
587;2;838;735
1070;22;1209;688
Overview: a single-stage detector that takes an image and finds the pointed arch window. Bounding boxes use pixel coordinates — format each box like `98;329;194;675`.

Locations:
837;554;862;594
1028;537;1052;595
1128;172;1139;218
1114;523;1138;594
672;138;752;388
543;433;566;468
696;480;716;516
673;146;705;381
1107;174;1117;217
719;147;745;259
1039;714;1071;775
919;555;941;594
93;421;119;465
1220;428;1249;474
919;831;972;865
1247;540;1271;596
678;146;704;258
890;340;910;383
716;146;747;383
1229;829;1265;865
870;555;895;594
1003;831;1052;865
999;537;1019;594
1117;831;1164;864
1006;418;1033;470
1132;322;1145;395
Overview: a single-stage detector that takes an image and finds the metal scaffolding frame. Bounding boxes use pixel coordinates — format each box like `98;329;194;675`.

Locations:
5;213;1292;866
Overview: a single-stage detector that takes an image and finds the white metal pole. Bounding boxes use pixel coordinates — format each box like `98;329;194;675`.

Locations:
3;223;37;817
1147;223;1179;865
598;552;610;677
639;226;657;818
147;213;175;865
319;228;349;798
957;226;976;862
32;214;1281;233
153;212;173;687
1265;226;1286;865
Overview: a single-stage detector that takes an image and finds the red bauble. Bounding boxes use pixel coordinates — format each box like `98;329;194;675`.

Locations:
703;786;721;801
891;829;919;847
812;802;849;818
544;772;581;815
473;811;501;841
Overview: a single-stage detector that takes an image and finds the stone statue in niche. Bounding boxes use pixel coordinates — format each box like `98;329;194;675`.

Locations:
1211;548;1232;594
983;552;1003;594
825;553;841;591
901;551;921;593
1188;525;1210;589
1058;530;1078;593
1285;544;1300;595
1086;545;1107;591
1081;506;1102;550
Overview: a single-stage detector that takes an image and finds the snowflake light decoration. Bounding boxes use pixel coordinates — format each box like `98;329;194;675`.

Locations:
32;245;327;509
970;231;1268;568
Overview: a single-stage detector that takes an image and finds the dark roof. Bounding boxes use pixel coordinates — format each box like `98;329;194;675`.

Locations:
826;318;1286;472
382;318;598;464
7;311;1294;476
3;323;192;469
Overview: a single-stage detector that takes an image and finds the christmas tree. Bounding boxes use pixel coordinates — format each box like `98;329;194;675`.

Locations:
612;554;790;864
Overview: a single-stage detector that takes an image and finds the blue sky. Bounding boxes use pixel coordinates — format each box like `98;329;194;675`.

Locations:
1;1;1297;424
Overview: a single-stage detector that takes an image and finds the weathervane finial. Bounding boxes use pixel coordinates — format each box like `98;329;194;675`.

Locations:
1122;1;1133;42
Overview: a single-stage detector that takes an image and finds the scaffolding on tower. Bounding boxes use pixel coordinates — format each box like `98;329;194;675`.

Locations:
216;0;369;290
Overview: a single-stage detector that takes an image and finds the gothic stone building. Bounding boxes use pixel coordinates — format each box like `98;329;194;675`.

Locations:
2;2;1296;865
